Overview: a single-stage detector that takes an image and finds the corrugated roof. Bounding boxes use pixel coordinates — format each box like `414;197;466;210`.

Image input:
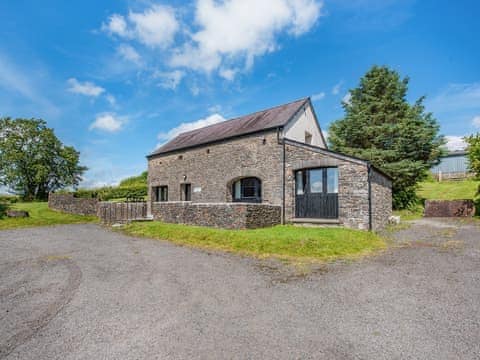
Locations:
149;98;309;156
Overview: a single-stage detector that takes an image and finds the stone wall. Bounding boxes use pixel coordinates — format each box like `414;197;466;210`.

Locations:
97;202;148;224
370;169;393;231
48;193;98;216
148;131;283;214
424;200;475;217
151;202;281;229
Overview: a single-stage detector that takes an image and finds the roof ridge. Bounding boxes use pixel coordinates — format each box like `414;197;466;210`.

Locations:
176;97;309;137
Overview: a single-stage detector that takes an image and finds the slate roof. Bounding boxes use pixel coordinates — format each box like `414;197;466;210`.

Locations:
149;98;309;156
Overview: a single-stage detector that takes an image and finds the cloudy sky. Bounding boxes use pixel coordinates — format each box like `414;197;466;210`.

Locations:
0;0;478;187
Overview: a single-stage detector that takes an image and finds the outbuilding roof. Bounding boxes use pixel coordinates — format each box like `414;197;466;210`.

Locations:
149;97;309;156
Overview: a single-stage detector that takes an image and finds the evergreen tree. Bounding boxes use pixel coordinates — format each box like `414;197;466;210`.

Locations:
329;66;444;209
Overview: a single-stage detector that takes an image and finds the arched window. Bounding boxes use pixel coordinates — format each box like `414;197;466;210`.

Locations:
232;177;262;203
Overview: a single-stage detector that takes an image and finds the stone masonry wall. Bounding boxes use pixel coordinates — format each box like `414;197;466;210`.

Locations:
151;202;281;229
424;200;475;217
370;169;392;231
148;131;283;214
284;142;371;230
48;193;98;216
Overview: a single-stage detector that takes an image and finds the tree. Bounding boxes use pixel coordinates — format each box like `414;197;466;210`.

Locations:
465;133;480;178
0;118;87;200
328;66;444;209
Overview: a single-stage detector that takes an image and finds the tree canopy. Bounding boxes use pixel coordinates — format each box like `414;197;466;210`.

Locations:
0;118;87;200
465;133;480;179
328;65;444;209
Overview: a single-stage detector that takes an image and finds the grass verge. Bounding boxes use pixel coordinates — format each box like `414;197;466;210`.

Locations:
418;180;479;200
0;202;97;230
122;222;386;262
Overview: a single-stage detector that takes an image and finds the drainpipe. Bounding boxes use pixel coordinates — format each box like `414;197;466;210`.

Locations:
277;127;286;225
367;163;373;231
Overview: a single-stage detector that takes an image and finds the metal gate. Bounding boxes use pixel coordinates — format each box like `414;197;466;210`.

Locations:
295;168;338;219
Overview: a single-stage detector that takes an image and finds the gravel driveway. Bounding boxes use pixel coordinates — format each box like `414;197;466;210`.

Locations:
1;219;479;359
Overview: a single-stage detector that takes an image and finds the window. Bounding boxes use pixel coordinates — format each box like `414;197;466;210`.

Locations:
327;168;338;193
154;186;168;202
232;177;261;203
181;183;191;201
305;131;312;145
294;167;338;195
295;171;305;195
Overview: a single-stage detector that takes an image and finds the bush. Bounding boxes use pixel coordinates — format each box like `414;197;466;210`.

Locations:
74;185;147;201
0;195;18;204
0;202;9;219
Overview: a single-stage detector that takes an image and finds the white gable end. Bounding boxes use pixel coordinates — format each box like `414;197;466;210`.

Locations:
283;102;326;148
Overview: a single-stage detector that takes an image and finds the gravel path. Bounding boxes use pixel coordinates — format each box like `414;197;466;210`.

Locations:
0;220;479;359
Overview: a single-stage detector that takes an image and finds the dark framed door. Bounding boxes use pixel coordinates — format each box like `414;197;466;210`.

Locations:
295;168;338;219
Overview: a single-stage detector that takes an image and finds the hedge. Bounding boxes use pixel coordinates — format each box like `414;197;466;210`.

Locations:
73;185;147;201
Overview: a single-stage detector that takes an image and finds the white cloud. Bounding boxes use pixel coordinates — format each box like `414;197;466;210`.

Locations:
428;83;480;113
154;70;185;90
102;14;129;37
128;5;179;48
106;94;116;106
102;1;322;80
342;92;352;105
219;68;238;81
169;0;323;75
117;44;142;64
472;115;480;128
89;113;125;133
311;92;325;101
190;83;200;96
157;113;226;143
103;5;179;49
332;80;343;95
444;136;467;151
67;78;105;97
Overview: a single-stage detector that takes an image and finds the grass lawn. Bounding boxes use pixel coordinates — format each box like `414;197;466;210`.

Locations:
393;179;479;220
122;222;386;262
0;202;97;230
418;180;479;200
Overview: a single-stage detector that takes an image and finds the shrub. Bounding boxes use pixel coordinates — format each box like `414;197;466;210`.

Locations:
0;202;9;219
74;185;147;201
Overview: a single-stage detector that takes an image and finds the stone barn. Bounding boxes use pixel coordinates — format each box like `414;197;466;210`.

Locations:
147;97;392;230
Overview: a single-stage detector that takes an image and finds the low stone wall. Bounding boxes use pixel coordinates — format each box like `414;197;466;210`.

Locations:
97;202;148;224
424;200;475;217
151;202;281;229
48;193;98;216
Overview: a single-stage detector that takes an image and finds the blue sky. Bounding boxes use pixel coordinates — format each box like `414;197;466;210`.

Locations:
0;0;479;187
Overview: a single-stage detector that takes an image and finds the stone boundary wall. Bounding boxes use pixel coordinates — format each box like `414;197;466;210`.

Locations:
48;193;98;216
151;202;281;229
97;202;148;224
424;200;475;217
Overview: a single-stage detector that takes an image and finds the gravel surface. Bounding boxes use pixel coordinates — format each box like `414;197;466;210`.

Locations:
0;219;479;359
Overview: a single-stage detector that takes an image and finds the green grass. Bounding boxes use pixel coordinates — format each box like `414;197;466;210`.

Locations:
393;179;480;220
418;179;479;200
0;202;97;230
122;222;386;262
